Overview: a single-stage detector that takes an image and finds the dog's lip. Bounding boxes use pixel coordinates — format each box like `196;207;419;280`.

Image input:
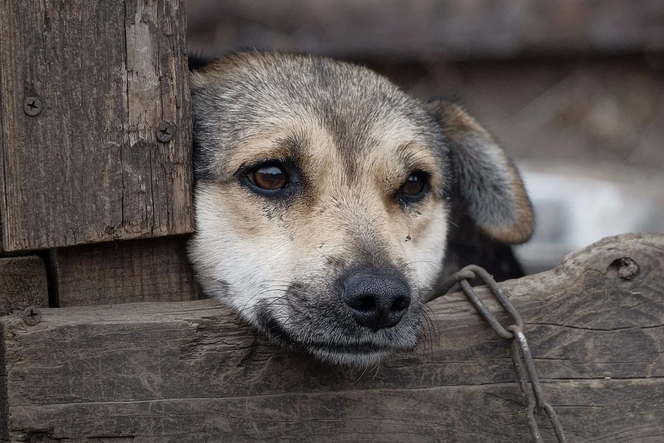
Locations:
263;316;403;354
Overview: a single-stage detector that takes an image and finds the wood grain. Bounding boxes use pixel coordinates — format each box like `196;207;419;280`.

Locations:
0;0;193;251
0;256;48;316
54;236;200;307
1;233;663;441
186;0;664;60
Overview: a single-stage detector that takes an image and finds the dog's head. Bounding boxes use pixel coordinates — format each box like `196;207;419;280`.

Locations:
189;53;533;366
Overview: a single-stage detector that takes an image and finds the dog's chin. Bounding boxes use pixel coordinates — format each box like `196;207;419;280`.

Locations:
309;348;395;368
257;315;420;367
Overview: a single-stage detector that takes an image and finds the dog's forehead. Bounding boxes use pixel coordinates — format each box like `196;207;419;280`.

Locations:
192;53;444;177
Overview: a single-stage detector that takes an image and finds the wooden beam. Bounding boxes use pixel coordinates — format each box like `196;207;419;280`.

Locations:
54;236;200;307
0;256;48;316
186;0;664;60
1;233;663;441
0;0;193;251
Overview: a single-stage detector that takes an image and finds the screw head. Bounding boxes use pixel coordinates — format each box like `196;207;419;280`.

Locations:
156;122;175;143
22;306;42;326
24;97;42;116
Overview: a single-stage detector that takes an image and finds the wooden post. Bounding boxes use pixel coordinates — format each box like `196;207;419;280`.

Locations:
0;257;48;316
0;0;193;252
1;233;662;441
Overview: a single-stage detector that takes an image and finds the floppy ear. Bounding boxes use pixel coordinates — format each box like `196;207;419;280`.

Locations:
426;99;534;244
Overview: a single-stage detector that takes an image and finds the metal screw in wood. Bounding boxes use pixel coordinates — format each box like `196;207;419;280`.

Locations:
22;306;42;326
24;97;42;116
156;122;175;142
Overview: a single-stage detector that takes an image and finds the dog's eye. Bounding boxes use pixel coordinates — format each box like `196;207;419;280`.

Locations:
249;164;288;190
397;171;430;204
402;173;426;196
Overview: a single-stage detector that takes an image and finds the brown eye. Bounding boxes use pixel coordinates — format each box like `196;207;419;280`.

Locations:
249;164;288;190
402;173;425;196
397;171;430;205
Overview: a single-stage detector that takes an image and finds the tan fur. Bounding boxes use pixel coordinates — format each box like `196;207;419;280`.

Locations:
188;52;533;366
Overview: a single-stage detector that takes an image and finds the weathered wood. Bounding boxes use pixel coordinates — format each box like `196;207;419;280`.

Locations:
1;233;663;442
54;236;200;307
186;0;664;60
0;257;48;316
0;0;193;251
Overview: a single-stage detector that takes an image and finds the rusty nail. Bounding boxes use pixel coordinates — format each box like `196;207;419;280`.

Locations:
22;306;42;326
156;122;175;143
24;97;42;116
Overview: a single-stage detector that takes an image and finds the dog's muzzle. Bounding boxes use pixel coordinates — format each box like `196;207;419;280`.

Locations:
253;264;421;366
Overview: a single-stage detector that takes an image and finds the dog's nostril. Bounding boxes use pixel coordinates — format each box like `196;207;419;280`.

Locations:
348;294;376;312
391;295;410;312
341;268;412;331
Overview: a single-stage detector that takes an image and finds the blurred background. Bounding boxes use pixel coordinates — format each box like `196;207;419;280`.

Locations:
185;0;664;274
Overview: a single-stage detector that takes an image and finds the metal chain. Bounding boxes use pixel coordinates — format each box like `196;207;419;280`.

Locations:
434;265;568;443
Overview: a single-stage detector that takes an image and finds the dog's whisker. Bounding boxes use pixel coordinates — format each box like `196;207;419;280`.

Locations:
370;362;382;381
353;364;371;384
236;286;291;314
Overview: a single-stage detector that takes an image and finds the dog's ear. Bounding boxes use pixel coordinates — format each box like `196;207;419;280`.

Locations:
426;99;534;244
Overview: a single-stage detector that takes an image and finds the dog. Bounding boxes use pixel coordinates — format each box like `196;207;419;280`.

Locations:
188;52;534;367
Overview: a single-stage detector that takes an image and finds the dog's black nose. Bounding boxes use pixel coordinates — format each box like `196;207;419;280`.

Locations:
341;268;411;332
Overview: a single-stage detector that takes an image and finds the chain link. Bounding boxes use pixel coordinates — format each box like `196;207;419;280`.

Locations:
433;265;567;443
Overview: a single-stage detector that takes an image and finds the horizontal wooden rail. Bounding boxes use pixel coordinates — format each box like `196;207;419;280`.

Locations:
1;233;663;442
187;0;664;60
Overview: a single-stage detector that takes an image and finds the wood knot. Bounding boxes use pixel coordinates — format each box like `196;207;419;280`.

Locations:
607;257;640;281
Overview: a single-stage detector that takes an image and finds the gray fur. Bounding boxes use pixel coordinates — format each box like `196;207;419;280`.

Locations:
189;52;534;367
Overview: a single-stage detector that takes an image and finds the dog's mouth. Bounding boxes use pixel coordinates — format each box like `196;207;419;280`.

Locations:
259;313;420;366
265;317;389;352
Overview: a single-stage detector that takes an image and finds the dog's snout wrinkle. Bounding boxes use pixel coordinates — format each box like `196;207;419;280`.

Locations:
341;268;411;332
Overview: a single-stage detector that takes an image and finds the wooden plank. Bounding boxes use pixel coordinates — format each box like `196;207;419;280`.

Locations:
186;0;664;60
0;256;48;316
0;0;193;251
1;233;663;441
54;236;200;307
6;381;664;443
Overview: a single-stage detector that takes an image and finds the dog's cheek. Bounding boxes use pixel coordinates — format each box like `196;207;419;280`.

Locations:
402;202;449;291
190;185;299;322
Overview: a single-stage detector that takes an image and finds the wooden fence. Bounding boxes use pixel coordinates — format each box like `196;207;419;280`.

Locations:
0;0;663;441
0;0;197;310
2;233;663;441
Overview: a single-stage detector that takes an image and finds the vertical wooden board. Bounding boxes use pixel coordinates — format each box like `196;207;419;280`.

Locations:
0;0;193;251
0;256;48;315
54;236;200;306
